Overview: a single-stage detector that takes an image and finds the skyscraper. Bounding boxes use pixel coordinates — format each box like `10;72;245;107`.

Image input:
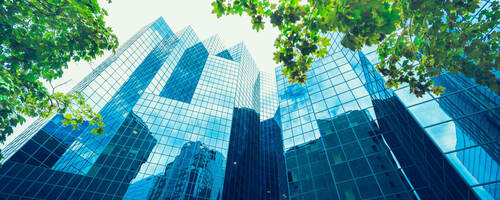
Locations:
0;18;285;200
276;32;419;200
1;7;498;200
275;1;499;198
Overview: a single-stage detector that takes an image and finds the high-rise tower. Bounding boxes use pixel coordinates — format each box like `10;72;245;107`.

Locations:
0;18;285;200
1;3;498;198
275;1;499;197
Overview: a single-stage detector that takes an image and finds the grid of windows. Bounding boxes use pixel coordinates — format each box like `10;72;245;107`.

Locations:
230;43;261;111
223;108;262;200
122;50;240;199
354;44;494;199
260;72;279;121
276;1;499;198
0;17;287;200
354;2;499;198
219;42;289;199
160;42;209;103
0;19;172;165
393;71;500;198
3;10;495;200
276;32;416;200
52;25;181;175
146;26;200;95
260;113;288;200
0;18;177;199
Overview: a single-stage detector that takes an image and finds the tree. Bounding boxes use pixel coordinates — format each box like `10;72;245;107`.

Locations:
0;0;119;161
212;0;499;97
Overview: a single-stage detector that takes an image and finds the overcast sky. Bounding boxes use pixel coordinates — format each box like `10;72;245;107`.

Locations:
1;0;280;148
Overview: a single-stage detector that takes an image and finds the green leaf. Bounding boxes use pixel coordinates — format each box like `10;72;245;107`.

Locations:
208;0;499;96
0;0;114;160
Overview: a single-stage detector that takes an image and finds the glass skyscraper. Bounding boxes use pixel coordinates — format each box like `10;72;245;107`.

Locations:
0;18;286;200
276;32;418;200
276;1;498;199
1;4;499;199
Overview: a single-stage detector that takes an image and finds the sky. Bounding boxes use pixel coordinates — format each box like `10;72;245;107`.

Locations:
96;0;280;73
1;0;281;148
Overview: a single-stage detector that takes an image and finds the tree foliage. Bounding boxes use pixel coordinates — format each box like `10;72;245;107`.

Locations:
0;0;118;156
212;0;499;97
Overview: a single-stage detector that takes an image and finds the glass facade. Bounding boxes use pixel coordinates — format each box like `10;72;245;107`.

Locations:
276;32;417;200
356;2;499;198
1;4;498;199
0;18;285;200
276;1;499;198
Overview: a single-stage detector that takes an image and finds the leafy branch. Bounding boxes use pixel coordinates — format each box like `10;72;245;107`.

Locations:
212;0;499;97
0;0;118;163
